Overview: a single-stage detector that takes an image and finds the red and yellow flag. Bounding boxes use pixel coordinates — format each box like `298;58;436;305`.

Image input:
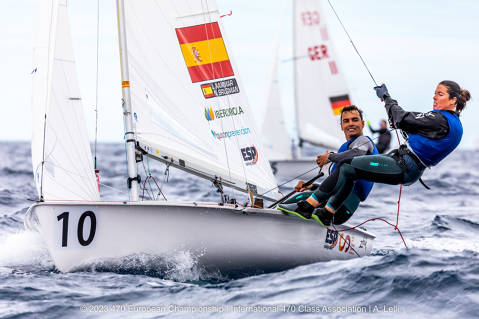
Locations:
329;94;351;116
176;22;234;83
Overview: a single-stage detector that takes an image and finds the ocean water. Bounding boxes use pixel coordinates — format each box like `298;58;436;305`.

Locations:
1;141;478;318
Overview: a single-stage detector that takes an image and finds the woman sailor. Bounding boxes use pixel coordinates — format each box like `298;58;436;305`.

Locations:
278;80;470;227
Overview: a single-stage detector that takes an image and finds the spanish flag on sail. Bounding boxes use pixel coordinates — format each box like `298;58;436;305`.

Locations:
176;22;234;83
329;94;351;116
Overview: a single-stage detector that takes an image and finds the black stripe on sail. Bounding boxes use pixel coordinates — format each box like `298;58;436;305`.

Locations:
329;94;350;103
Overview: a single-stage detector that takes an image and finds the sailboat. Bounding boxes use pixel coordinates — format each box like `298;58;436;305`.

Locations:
262;0;353;180
25;0;374;275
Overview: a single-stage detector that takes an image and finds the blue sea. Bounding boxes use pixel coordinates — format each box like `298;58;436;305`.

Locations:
1;141;478;318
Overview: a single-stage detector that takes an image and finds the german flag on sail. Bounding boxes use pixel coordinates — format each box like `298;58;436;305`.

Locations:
176;22;234;83
329;94;351;116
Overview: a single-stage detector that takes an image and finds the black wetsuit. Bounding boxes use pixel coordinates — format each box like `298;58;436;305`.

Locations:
368;125;391;153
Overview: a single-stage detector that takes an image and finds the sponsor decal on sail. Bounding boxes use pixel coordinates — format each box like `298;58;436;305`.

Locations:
211;128;250;140
241;146;258;166
205;107;215;121
204;106;244;121
329;94;351;116
176;22;234;83
201;79;240;99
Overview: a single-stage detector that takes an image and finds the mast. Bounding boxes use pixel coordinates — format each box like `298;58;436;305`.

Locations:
292;0;301;159
116;0;139;201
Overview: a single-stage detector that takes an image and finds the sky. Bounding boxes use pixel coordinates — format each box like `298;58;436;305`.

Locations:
1;0;479;148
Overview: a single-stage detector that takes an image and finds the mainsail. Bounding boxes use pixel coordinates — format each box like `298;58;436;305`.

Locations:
294;0;351;149
122;0;280;200
31;0;99;201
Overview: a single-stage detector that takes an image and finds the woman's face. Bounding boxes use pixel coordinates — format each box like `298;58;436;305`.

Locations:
433;84;457;111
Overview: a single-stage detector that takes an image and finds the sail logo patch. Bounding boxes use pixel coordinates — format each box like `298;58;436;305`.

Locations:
205;107;215;121
176;22;234;83
329;94;351;116
211;128;250;140
204;106;244;121
241;146;258;166
201;79;240;99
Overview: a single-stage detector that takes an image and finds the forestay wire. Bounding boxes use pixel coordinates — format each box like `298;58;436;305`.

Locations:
327;0;378;87
93;0;100;170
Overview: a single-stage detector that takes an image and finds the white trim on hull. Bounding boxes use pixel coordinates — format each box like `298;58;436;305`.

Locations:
26;201;375;275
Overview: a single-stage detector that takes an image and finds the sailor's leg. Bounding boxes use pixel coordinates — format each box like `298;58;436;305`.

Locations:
277;171;340;219
327;154;403;211
330;191;361;225
309;165;342;203
282;191;315;204
349;154;404;184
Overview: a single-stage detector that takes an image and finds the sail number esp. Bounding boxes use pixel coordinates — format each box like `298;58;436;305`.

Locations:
57;211;97;247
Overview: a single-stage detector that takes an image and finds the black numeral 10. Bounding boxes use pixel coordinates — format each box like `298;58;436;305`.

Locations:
57;211;97;247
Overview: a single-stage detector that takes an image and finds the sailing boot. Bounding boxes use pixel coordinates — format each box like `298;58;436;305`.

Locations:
312;207;334;227
277;201;315;220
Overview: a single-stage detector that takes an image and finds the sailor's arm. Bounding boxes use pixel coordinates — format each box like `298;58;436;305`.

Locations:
328;136;374;163
328;148;368;163
384;97;450;138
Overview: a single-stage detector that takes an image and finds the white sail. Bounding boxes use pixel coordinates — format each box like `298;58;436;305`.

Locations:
31;0;99;201
261;42;293;161
123;0;280;199
294;0;350;149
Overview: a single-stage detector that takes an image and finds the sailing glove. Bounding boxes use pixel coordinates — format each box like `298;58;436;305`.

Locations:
374;83;390;100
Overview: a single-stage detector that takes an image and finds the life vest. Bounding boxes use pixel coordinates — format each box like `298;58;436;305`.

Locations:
408;110;463;167
331;136;378;201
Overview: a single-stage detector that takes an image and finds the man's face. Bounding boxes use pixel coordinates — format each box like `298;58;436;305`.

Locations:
380;120;387;129
340;110;364;140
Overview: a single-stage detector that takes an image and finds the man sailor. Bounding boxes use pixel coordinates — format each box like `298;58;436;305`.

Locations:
278;105;378;225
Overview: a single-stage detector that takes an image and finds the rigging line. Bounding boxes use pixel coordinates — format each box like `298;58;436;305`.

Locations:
141;158;156;200
326;0;378;87
260;130;396;196
327;0;410;147
94;0;100;170
39;0;56;201
260;165;321;196
97;182;128;196
145;156;156;200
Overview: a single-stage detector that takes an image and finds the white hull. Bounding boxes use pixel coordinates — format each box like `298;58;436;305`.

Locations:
270;158;323;181
26;201;374;275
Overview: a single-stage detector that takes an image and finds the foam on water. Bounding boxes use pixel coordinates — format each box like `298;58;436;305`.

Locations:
78;250;226;282
0;229;52;269
408;237;479;254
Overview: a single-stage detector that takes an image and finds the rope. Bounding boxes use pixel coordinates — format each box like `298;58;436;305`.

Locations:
93;0;100;170
330;216;407;249
329;125;408;249
260;129;395;196
327;0;378;86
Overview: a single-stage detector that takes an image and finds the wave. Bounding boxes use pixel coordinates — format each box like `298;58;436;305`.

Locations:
0;229;53;271
72;251;230;283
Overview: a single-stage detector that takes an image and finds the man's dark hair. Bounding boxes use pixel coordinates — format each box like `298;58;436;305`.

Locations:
340;105;363;121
